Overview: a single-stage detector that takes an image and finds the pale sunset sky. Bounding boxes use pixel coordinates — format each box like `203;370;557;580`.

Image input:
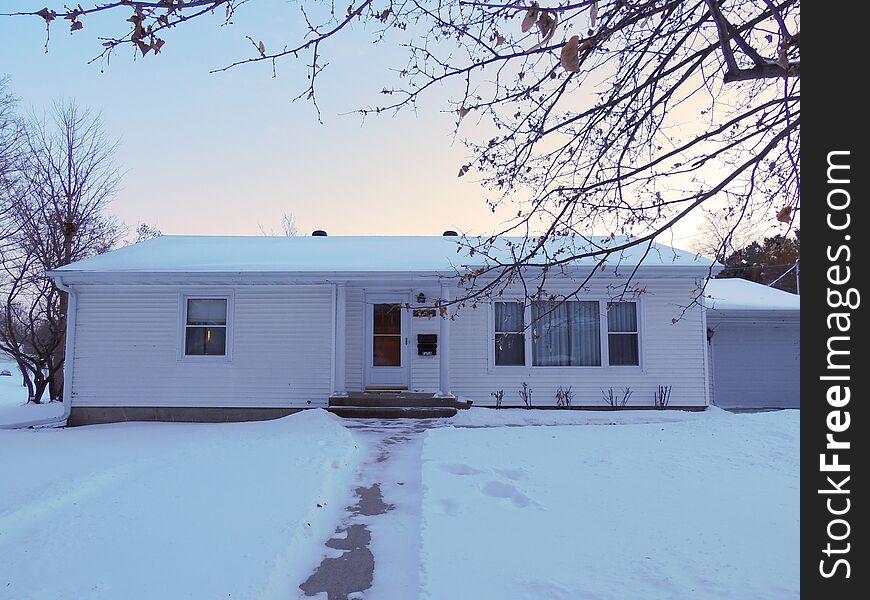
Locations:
0;1;707;245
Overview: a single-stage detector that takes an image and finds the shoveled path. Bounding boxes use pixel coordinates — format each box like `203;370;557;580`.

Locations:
299;419;440;600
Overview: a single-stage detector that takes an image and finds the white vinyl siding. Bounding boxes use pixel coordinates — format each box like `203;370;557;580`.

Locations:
67;277;709;409
70;284;333;408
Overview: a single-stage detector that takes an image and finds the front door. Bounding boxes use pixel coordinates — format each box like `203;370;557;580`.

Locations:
365;294;410;389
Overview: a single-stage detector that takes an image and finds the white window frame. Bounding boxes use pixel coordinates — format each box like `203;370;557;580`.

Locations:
488;297;644;371
177;291;234;362
492;301;526;367
604;300;643;368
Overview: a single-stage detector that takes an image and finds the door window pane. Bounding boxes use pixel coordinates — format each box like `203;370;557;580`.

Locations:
373;304;401;334
373;335;401;366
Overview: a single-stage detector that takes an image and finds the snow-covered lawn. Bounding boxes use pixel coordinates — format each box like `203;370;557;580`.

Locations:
1;406;798;600
0;410;363;600
421;408;799;600
0;359;28;409
0;359;66;427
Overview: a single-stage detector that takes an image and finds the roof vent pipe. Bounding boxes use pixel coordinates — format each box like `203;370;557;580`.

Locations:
442;230;458;236
312;230;328;237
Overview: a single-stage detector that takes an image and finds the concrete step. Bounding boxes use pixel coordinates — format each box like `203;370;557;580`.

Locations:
329;395;457;408
327;406;458;419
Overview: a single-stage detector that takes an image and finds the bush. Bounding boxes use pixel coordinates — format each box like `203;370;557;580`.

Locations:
555;385;574;408
602;386;633;407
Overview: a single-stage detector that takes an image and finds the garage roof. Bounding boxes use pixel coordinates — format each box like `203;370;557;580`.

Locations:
704;278;800;312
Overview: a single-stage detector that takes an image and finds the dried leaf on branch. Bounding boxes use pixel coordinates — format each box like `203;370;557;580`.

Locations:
521;2;539;33
560;35;580;72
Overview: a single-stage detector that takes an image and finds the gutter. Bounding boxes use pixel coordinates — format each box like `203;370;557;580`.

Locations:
0;277;76;429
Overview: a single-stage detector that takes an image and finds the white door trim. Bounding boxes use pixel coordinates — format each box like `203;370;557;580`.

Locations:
364;291;411;389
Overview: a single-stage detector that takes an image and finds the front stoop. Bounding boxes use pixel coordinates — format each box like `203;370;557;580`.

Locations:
327;391;471;419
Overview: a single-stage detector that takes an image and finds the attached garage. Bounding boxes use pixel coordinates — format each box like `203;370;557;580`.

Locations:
704;279;799;409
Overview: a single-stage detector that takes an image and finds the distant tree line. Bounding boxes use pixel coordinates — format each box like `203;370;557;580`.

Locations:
716;231;800;294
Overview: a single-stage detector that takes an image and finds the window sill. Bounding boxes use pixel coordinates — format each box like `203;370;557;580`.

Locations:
177;354;232;363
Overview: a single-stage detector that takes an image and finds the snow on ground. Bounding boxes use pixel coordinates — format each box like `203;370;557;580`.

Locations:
421;408;799;600
0;359;28;409
447;406;704;427
0;359;65;428
347;422;430;600
0;409;363;600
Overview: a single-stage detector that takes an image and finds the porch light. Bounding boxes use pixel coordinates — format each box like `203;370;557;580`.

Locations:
417;292;426;304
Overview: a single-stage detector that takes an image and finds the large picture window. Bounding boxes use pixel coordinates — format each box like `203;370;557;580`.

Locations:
184;298;228;356
607;302;639;366
494;302;525;366
531;301;601;366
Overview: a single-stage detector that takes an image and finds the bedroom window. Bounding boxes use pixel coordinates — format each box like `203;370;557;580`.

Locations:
606;302;639;366
184;298;228;356
531;301;601;366
494;302;525;366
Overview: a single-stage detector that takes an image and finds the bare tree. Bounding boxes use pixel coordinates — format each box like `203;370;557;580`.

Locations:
3;1;799;309
0;101;122;403
260;212;299;237
690;210;759;261
132;222;163;244
0;77;23;243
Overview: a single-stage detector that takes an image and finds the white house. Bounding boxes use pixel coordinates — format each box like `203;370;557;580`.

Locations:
48;234;721;424
704;278;800;409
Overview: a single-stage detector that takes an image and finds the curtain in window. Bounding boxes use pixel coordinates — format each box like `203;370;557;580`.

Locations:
607;302;639;365
187;299;227;325
532;301;600;366
607;302;637;332
495;302;525;365
495;302;523;332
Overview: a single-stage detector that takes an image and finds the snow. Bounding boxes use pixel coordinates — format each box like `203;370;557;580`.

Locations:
0;409;363;600
704;278;799;312
0;359;66;428
0;358;28;409
1;406;798;599
348;423;428;600
420;408;799;599
52;235;715;275
447;406;704;427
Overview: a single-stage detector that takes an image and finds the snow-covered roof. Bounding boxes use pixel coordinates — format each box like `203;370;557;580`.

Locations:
54;235;716;275
704;278;799;312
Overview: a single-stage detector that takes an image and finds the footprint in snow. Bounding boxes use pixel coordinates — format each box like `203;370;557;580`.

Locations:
440;463;486;476
434;497;461;515
494;467;527;481
479;480;535;508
